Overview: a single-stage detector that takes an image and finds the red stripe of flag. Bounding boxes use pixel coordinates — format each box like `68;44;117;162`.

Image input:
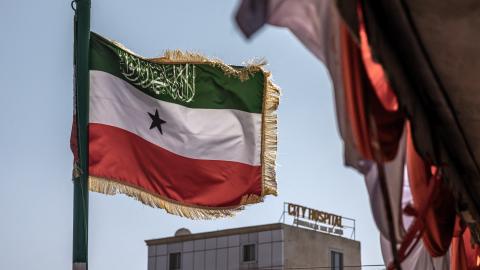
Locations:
89;123;262;207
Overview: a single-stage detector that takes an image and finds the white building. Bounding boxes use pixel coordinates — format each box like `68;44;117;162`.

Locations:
146;223;361;270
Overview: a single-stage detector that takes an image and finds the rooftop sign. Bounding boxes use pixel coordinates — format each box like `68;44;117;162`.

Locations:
287;203;343;227
282;203;355;239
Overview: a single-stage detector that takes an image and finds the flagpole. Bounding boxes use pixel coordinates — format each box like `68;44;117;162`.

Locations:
72;0;91;269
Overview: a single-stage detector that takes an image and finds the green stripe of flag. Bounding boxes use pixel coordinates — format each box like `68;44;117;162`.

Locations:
89;32;264;114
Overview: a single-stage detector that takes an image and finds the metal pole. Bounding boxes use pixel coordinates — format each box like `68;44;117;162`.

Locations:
353;219;356;240
72;0;90;269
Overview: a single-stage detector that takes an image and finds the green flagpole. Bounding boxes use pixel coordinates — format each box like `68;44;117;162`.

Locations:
72;0;90;269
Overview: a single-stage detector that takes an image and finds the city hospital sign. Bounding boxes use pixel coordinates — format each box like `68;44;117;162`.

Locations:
287;203;344;236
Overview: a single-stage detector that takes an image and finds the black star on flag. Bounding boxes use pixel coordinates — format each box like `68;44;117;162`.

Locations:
148;109;166;135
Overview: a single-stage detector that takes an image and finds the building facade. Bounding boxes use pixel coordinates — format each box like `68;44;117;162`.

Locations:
146;223;361;270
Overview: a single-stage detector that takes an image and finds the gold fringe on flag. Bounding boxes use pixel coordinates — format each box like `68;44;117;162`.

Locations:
261;73;280;197
90;176;266;219
88;34;280;219
154;50;266;82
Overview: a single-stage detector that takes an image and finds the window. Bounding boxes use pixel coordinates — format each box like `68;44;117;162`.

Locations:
331;251;343;270
243;244;256;262
169;252;181;270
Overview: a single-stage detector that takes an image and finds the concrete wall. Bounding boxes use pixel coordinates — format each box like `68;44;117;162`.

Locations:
147;224;360;270
147;229;284;270
283;225;361;270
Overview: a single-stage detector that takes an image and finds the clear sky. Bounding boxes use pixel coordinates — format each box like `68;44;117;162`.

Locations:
0;0;384;269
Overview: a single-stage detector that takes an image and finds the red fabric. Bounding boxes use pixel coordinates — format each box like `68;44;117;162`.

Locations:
88;123;262;207
340;23;404;162
407;124;456;257
451;216;480;270
387;123;455;268
387;168;441;270
357;4;399;112
464;227;480;269
451;216;469;270
340;22;373;160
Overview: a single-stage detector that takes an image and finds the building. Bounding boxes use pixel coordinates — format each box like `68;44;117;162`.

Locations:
146;223;361;270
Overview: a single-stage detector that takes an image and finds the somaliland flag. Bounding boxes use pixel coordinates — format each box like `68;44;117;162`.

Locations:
71;33;279;219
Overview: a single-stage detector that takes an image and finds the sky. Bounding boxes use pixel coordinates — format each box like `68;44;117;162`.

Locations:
0;0;384;269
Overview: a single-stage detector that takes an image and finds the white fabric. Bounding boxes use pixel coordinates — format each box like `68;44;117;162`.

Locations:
89;70;262;165
380;182;450;269
268;0;336;64
364;129;406;241
380;235;450;269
